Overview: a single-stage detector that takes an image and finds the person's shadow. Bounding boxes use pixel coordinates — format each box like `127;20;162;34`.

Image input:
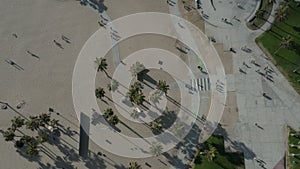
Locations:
81;0;107;13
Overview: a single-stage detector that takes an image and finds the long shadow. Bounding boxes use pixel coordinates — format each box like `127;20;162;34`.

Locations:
37;162;56;169
4;103;28;120
57;143;80;162
114;164;127;169
166;95;201;122
215;125;256;160
289;5;300;15
140;80;155;91
105;126;149;154
91;108;107;126
264;17;300;40
272;25;300;40
157;110;177;129
139;70;158;86
84;152;106;169
79;0;107;13
105;96;133;115
293;26;300;35
89;108;151;146
40;145;57;160
16;146;42;162
45;130;106;168
210;0;216;11
266;29;282;40
119;120;145;139
162;150;187;168
58;126;79;143
4;114;110;169
54;156;73;169
162;124;202;168
293;43;300;56
49;108;78;128
274;53;298;66
5;60;24;70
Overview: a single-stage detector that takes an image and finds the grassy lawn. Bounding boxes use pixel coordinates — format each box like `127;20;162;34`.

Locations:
247;0;273;30
256;0;300;93
288;127;300;168
194;135;245;169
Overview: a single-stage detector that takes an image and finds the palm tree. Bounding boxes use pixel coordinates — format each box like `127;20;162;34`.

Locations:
95;87;105;99
49;119;59;128
149;141;163;156
3;129;15;141
11;116;25;130
127;88;137;103
274;35;294;54
275;4;288;22
104;108;114;118
129;62;145;79
15;140;25;148
20;135;33;144
134;93;145;105
15;135;34;148
39;113;51;127
25;116;41;131
157;80;169;94
36;132;48;143
132;82;144;92
127;82;145;105
94;57;108;76
128;162;142;169
108;114;119;125
150;119;163;133
205;146;217;161
26;141;39;157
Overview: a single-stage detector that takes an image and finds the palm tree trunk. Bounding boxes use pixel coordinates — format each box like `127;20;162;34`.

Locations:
104;70;111;79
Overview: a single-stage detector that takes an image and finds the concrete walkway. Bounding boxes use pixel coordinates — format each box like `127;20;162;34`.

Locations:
197;0;300;168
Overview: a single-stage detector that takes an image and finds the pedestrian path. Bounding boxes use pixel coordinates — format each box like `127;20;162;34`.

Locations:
190;77;210;91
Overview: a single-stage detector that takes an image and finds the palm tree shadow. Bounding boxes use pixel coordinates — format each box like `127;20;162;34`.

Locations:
293;43;300;55
54;156;74;169
138;69;157;87
84;152;106;169
158;110;177;129
16;148;42;162
79;0;107;13
275;53;298;66
214;125;256;160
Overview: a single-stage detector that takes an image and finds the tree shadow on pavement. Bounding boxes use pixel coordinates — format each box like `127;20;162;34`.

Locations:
158;110;177;129
84;151;106;169
79;0;107;13
138;69;157;85
214;125;256;160
114;164;127;169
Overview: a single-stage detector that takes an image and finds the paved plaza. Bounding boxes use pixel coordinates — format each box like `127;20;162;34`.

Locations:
0;0;300;169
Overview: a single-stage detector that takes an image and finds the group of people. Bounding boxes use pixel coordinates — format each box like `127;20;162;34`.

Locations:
53;35;71;49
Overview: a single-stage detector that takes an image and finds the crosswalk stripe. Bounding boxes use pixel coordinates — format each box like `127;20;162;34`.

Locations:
190;78;210;91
